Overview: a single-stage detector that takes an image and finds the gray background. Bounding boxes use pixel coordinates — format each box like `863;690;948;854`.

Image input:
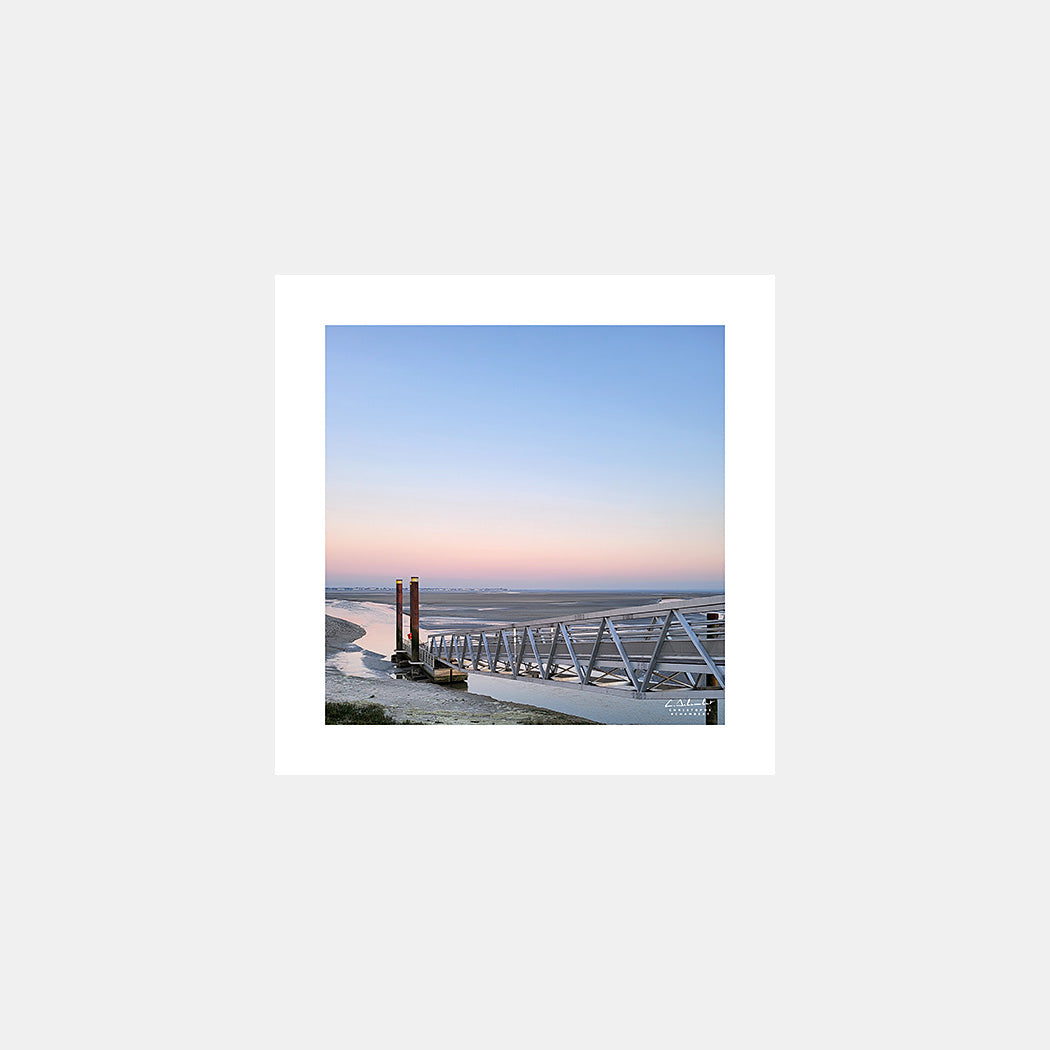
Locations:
3;1;1042;1049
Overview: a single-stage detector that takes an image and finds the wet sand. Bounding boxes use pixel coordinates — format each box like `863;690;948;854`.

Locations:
325;616;364;655
324;613;599;724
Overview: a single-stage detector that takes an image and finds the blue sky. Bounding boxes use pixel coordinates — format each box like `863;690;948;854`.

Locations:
326;325;724;588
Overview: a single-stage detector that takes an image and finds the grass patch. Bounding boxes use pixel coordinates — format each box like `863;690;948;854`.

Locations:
325;701;397;725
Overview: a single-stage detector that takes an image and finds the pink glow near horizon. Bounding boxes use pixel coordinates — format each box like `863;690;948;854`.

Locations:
325;519;724;588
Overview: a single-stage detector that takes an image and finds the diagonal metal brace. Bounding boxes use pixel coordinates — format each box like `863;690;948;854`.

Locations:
561;623;586;684
639;611;675;693
674;610;725;688
605;619;641;691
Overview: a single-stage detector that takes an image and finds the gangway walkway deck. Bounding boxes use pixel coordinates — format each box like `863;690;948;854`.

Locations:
422;595;725;701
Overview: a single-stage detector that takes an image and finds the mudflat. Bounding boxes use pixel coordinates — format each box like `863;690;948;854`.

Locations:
324;615;599;724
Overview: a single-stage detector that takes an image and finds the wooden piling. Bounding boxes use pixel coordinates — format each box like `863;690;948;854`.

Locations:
410;577;420;663
395;579;403;653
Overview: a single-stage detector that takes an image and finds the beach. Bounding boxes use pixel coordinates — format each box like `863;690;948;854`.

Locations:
324;602;598;724
324;596;716;725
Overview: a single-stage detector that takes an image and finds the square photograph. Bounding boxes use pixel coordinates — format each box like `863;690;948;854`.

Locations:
324;324;725;726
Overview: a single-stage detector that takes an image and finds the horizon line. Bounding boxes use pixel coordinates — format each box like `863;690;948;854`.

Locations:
325;584;726;591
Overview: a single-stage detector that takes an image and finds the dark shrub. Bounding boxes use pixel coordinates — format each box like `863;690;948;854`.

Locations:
325;701;397;725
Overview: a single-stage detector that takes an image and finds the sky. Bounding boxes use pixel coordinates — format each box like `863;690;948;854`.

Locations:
326;325;724;589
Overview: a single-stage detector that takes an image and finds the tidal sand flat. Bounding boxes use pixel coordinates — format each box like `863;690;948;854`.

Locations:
325;616;364;654
324;601;401;678
324;608;598;724
324;672;599;724
323;596;717;724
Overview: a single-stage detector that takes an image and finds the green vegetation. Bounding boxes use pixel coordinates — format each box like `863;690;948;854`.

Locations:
325;701;396;725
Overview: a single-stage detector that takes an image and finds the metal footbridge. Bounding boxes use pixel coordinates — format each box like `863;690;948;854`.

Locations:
421;595;725;701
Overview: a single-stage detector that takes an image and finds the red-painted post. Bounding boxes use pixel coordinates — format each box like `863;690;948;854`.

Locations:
410;577;420;663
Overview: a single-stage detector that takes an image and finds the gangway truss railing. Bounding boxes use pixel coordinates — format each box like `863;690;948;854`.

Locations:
421;596;725;699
